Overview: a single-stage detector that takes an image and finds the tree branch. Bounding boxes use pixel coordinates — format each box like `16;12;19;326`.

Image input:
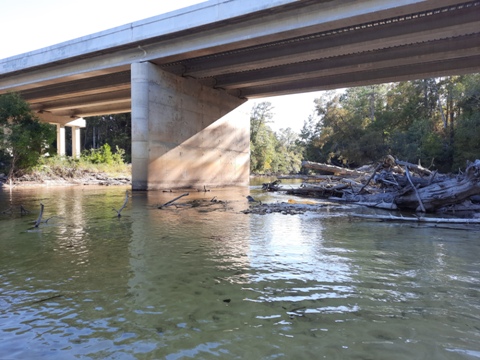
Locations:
34;203;44;228
158;193;189;209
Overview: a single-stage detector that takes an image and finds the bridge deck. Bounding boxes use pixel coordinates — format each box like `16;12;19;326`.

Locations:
1;0;479;118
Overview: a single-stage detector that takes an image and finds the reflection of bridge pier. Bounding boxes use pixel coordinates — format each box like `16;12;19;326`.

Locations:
128;190;251;310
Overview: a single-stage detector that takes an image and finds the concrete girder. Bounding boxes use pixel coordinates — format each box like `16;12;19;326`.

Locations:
30;89;131;113
181;6;480;78
213;34;480;89
18;71;131;102
38;103;132;119
0;1;472;86
131;62;249;191
242;54;480;98
0;1;477;111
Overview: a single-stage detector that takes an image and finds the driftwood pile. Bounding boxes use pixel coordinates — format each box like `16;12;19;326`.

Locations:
282;157;480;215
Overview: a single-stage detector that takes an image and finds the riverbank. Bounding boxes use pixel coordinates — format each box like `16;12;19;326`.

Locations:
0;167;131;188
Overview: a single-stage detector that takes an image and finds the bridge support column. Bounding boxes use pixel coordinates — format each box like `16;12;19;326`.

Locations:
71;126;81;158
131;62;249;191
56;124;66;156
38;114;85;157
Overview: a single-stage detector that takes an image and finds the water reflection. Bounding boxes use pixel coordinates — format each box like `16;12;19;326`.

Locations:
1;185;480;359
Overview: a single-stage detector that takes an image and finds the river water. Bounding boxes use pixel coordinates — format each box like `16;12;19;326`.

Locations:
1;182;480;359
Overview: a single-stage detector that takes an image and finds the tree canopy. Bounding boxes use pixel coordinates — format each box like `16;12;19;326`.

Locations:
249;102;303;174
295;74;480;173
0;92;56;177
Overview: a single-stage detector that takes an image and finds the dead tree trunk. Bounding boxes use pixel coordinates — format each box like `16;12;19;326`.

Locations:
301;161;367;177
395;160;480;212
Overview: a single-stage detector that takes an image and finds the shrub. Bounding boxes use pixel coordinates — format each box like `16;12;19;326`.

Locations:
81;144;125;165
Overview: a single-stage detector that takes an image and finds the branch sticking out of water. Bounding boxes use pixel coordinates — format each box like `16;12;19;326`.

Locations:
158;193;189;209
34;203;44;228
113;190;129;217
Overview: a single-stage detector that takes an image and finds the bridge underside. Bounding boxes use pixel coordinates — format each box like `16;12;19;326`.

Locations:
1;0;480;189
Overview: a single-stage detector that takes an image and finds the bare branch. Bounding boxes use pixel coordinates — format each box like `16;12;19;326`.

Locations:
34;203;44;228
158;193;189;209
113;190;129;217
404;166;426;213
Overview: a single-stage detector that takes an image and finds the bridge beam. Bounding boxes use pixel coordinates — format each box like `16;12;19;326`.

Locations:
131;62;249;191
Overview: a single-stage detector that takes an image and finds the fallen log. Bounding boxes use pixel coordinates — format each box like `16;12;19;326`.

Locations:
395;160;480;212
262;179;282;191
301;161;367;177
395;159;432;177
351;213;480;224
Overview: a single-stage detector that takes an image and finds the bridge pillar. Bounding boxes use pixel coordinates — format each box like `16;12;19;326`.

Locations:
71;126;81;158
131;62;249;190
56;124;66;156
38;113;86;157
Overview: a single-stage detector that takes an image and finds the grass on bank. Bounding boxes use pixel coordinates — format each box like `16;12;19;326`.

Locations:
28;144;131;180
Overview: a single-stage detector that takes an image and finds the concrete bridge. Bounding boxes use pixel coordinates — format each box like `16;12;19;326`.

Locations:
1;0;479;190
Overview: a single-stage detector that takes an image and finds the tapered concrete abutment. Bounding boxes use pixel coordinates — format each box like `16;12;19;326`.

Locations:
131;62;249;191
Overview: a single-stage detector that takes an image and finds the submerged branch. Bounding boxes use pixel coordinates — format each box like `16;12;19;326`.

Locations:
158;193;189;209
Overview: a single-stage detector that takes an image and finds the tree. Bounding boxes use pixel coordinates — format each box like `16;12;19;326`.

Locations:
249;102;304;174
453;74;480;170
83;113;131;162
275;127;303;173
0;92;56;177
300;74;480;173
250;102;275;173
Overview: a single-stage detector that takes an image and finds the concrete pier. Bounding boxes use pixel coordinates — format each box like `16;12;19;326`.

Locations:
38;113;86;158
131;62;249;190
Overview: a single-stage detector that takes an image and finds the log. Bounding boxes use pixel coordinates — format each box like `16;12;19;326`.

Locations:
301;161;367;177
374;171;431;188
395;160;480;212
395;159;432;176
351;213;480;224
262;179;282;191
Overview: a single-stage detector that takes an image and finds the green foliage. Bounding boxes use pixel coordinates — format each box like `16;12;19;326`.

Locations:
249;102;303;174
299;74;480;173
84;114;131;162
81;143;125;165
0;92;56;177
33;154;130;179
453;74;480;170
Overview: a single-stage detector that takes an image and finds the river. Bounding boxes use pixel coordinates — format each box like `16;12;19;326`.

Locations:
1;182;479;359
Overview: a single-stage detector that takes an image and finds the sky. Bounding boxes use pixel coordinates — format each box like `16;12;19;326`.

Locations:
0;0;326;133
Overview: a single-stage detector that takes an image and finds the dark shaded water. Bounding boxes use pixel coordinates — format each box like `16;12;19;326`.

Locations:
1;184;480;359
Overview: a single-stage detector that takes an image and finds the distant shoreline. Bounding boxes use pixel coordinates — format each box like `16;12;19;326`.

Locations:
0;172;131;188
